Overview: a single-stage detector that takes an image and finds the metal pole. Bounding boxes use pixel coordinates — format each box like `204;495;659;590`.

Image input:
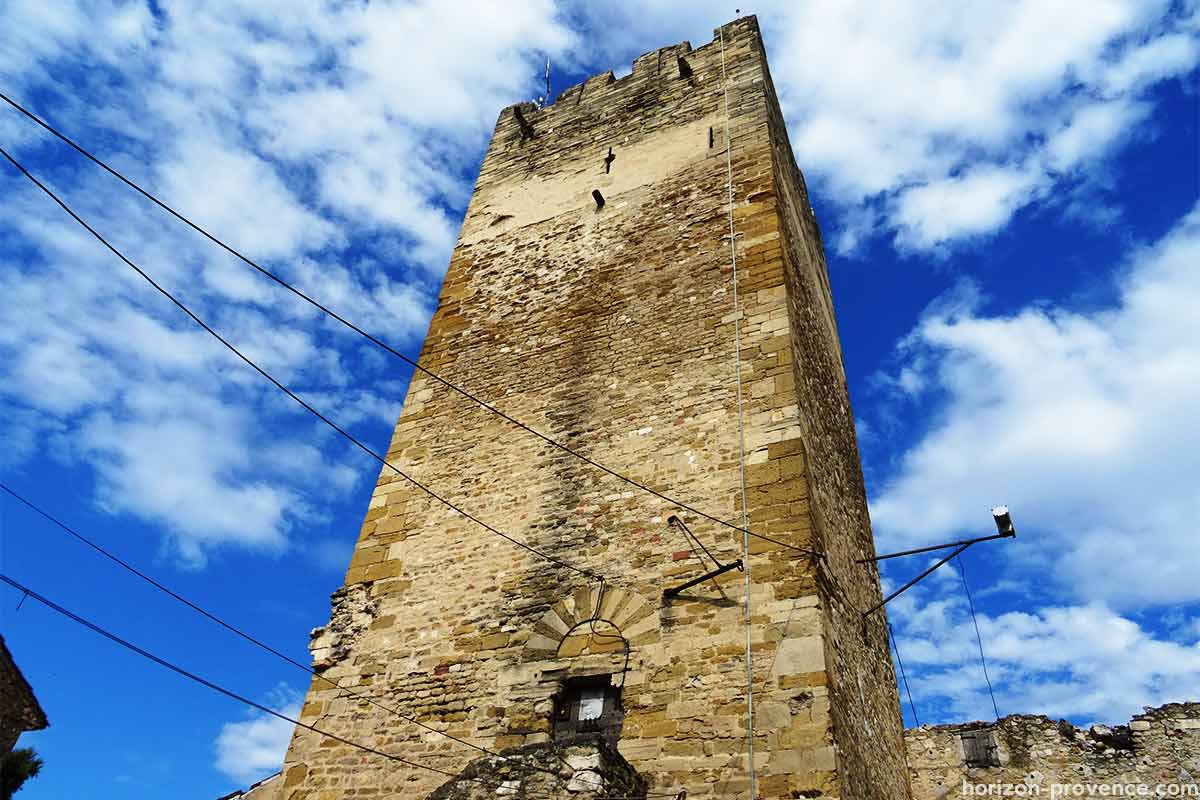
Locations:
860;531;1014;563
862;542;973;616
662;560;744;599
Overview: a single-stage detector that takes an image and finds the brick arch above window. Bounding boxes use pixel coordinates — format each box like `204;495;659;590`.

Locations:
524;585;659;659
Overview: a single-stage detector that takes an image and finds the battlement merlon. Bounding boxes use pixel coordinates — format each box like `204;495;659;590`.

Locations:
479;17;762;175
504;17;758;121
464;13;839;364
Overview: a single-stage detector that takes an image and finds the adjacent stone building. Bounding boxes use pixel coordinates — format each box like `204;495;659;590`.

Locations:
218;771;282;800
276;16;907;800
906;704;1200;799
0;634;48;755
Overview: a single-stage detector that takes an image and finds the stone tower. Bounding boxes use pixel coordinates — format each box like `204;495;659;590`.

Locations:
278;16;909;800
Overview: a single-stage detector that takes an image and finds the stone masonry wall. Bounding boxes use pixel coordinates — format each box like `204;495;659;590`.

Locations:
223;772;283;800
425;736;647;800
906;704;1200;800
277;17;905;800
752;28;910;800
0;634;48;755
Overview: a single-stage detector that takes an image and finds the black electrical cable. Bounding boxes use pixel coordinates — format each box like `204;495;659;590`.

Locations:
0;90;819;561
0;481;562;775
888;621;920;727
0;145;597;583
0;572;488;784
0;572;681;798
956;553;1000;720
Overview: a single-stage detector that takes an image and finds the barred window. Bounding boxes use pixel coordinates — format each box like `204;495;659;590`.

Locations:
553;676;623;744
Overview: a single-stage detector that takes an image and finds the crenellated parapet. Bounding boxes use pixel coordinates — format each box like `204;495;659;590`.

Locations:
477;17;764;191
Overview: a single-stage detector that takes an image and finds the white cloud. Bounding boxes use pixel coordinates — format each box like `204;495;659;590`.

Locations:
77;401;294;567
300;388;404;431
1043;98;1152;172
889;579;1200;724
1100;30;1200;93
563;0;1197;251
0;0;574;564
157;139;335;260
893;165;1042;250
870;201;1200;608
0;174;355;564
214;684;300;786
767;0;1197;251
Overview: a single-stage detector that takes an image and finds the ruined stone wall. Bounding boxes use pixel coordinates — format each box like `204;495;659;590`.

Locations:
278;17;905;800
224;772;283;800
0;635;47;755
906;705;1200;800
425;736;647;800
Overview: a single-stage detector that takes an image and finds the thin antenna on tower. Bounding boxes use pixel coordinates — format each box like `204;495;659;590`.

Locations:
535;57;551;109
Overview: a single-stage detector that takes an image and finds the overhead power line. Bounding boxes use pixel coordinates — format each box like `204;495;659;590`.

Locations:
956;553;1000;720
0;572;469;784
0;572;678;798
0;145;597;582
0;90;818;561
0;570;682;799
888;621;920;727
0;481;556;772
1;489;677;796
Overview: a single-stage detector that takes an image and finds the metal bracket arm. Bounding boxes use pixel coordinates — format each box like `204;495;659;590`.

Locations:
663;559;744;599
863;542;972;617
858;530;1015;563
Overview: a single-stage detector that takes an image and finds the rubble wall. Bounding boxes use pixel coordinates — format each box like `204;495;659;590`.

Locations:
906;704;1200;799
0;635;47;755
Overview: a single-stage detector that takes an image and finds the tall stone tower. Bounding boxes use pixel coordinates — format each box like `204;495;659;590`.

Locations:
278;16;908;800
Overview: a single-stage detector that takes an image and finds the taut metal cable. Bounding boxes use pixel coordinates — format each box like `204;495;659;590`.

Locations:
1;516;669;796
0;572;488;786
956;553;1000;720
0;145;598;583
0;572;671;799
0;481;561;775
888;621;920;727
718;25;757;800
0;89;819;562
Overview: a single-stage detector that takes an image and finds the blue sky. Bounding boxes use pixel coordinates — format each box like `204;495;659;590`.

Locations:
0;1;1197;797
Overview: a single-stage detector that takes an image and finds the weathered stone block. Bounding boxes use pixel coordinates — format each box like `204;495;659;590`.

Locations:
771;636;825;677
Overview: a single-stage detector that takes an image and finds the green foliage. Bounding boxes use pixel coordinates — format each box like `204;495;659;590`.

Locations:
0;747;43;799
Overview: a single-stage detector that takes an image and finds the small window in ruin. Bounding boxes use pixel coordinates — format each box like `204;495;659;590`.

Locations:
960;728;1001;768
554;676;623;744
592;189;605;209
